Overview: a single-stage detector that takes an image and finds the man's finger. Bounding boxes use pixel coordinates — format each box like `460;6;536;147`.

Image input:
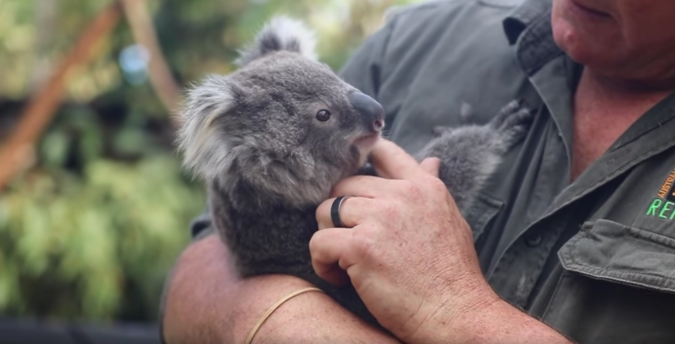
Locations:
309;227;354;286
316;196;373;230
420;157;441;177
330;174;395;199
370;139;424;180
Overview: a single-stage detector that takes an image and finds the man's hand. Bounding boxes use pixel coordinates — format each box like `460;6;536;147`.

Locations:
311;139;497;342
311;139;573;344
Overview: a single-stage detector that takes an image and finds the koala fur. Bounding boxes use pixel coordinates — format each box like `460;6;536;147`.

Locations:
176;17;532;326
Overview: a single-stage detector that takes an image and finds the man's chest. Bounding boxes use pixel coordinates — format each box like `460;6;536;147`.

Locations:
474;105;675;343
570;94;655;181
571;111;636;181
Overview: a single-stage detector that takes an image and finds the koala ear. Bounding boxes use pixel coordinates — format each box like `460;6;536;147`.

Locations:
236;16;317;66
176;75;237;181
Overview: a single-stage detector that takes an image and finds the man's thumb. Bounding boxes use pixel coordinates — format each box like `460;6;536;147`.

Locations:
420;157;441;177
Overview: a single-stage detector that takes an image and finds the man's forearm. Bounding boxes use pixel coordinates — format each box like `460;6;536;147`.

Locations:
162;234;400;344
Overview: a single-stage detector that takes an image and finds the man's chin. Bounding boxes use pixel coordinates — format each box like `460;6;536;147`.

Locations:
552;10;621;67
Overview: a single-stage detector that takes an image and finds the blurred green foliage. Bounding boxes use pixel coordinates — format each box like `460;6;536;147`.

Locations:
0;0;422;323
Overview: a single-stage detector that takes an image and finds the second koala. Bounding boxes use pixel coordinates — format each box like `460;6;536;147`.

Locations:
177;17;532;326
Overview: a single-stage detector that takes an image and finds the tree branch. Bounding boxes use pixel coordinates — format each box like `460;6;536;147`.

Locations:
0;1;123;193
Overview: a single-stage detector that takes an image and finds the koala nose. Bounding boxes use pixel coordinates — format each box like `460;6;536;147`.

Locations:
349;92;385;133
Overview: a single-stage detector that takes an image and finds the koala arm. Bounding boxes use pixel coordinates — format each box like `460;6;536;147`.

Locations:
162;234;402;344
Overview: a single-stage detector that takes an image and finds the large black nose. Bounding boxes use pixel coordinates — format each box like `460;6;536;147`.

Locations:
349;92;385;132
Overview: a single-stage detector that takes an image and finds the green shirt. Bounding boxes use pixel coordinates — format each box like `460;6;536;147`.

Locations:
338;0;675;342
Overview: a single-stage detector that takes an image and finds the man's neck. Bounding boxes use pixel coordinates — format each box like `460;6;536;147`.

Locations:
571;69;674;181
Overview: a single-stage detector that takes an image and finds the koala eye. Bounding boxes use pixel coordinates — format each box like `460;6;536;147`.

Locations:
315;110;331;122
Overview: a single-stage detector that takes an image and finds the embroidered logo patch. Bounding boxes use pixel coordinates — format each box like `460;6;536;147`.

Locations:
646;167;675;219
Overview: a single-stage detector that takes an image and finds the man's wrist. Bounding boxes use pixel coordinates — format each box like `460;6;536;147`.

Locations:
461;298;572;344
403;291;573;344
398;279;501;344
394;274;573;344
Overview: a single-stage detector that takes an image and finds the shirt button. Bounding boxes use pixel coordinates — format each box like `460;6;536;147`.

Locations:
525;232;542;247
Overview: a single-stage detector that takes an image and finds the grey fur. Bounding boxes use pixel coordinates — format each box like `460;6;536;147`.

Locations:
176;17;532;327
417;99;532;216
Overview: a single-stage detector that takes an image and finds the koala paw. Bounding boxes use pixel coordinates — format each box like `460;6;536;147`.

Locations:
488;100;534;148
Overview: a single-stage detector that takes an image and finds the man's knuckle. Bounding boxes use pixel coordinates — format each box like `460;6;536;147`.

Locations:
308;235;323;257
401;180;423;200
399;180;420;197
426;177;448;196
352;230;377;258
315;200;329;219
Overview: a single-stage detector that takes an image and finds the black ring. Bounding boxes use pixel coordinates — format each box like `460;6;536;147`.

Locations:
331;195;350;227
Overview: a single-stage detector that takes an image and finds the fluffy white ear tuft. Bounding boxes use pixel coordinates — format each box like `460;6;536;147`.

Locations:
236;16;317;66
176;75;236;181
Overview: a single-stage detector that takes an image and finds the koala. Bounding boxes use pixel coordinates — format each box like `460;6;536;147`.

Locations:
176;17;532;327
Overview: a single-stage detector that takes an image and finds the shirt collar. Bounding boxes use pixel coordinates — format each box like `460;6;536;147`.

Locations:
503;0;553;45
502;0;563;76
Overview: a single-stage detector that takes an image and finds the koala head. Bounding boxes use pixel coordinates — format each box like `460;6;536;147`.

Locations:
177;17;384;207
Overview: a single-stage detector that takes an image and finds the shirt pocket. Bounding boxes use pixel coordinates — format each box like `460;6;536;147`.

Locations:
462;192;503;242
558;219;675;293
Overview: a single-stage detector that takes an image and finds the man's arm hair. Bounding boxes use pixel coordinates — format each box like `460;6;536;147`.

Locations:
161;234;401;344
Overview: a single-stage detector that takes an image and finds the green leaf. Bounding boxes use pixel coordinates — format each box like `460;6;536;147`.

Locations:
41;130;71;167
